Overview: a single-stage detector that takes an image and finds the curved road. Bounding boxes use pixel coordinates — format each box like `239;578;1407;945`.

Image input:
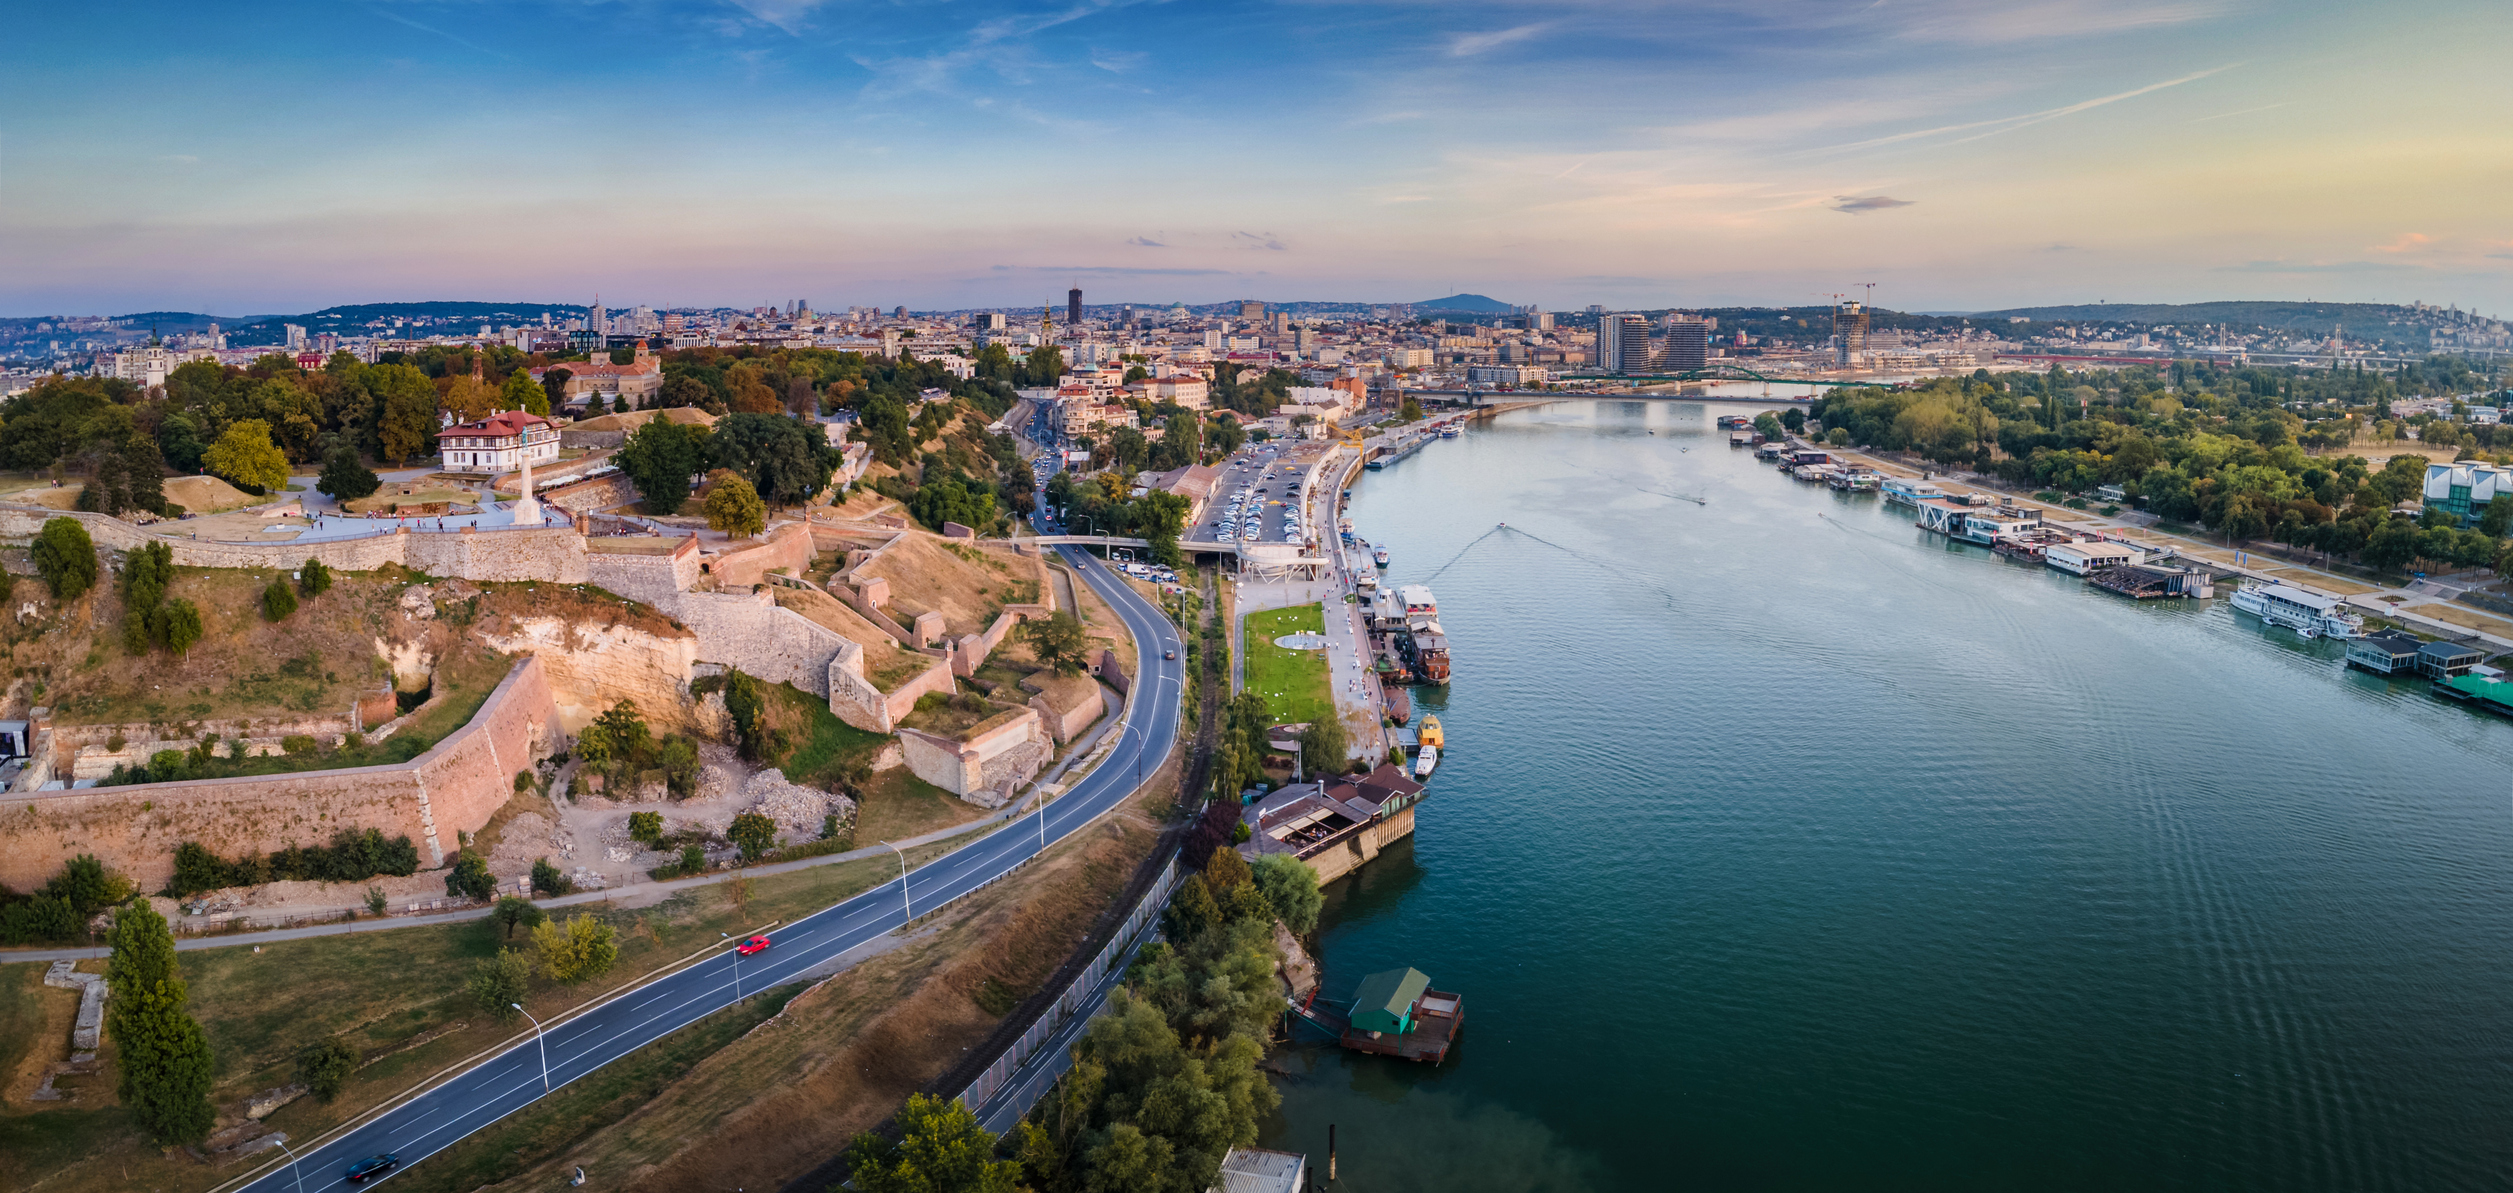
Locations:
233;546;1181;1192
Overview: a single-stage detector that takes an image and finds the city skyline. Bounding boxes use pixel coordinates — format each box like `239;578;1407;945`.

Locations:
5;0;2509;316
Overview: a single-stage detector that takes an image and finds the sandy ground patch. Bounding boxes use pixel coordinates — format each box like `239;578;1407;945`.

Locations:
856;532;1021;636
2259;568;2384;595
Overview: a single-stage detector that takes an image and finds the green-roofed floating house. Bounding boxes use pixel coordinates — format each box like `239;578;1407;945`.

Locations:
1309;966;1463;1064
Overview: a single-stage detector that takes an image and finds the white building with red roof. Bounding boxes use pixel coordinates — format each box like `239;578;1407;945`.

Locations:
441;411;561;475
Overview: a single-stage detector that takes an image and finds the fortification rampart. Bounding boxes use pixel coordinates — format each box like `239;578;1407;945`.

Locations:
0;505;588;582
0;656;560;894
709;523;815;590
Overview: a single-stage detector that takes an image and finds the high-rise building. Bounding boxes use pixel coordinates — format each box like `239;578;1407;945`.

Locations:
283;323;308;351
1239;300;1265;319
1586;304;1606;315
984;312;1007;331
1272;311;1290;335
1662;315;1709;371
1069;288;1083;327
1121;304;1134;326
588;300;609;335
1832;301;1870;368
1204;329;1224;350
1526;309;1553;331
1598;314;1650;374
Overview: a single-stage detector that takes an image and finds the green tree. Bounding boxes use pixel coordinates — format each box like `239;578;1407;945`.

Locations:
728;811;778;861
316;445;379;500
492;895;546;939
261;577;298;622
299;558;333;597
297;1038;359;1103
617;418;710;515
106;903;215;1143
841;1092;1023;1193
628;811;664;846
531;913;618;984
1297;717;1346;778
202;418;290;492
1251;853;1322;935
2364;517;2422;570
711;412;832;505
32;516;97;599
705;472;767;537
498;368;550;416
722;670;770;762
445;851;497;900
469;949;533;1021
1399;395;1424;422
123;435;168;515
530;856;573;897
159;598;203;656
372;364;441;465
679;844;707;875
1024;611;1091;675
539;368;574;414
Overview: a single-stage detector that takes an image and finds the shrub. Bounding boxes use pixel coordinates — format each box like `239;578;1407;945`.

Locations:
298;559;333;597
297;1038;359;1103
1252;852;1323;935
530;914;618;984
281;734;316;756
160;598;203;656
513;769;534;793
703;472;766;537
364;886;389;916
530;857;573;897
628;811;664;846
32;517;96;600
468;949;532;1021
261;578;298;622
728;812;778;862
679;844;706;875
445;851;496;900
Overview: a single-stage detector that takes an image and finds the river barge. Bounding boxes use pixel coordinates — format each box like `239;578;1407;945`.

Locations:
1366;435;1430;470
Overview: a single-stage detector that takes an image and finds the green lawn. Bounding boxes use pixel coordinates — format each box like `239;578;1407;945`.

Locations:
1242;603;1333;728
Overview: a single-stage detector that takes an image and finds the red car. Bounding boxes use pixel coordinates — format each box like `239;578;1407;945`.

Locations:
735;934;771;956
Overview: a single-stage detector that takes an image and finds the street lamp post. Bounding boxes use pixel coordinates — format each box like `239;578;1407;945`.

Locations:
275;1137;309;1193
513;1003;550;1095
719;932;743;1001
880;840;911;920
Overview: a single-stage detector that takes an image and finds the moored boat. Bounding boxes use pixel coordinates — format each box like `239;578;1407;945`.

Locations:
2228;580;2364;639
1413;745;1438;779
1418;715;1443;750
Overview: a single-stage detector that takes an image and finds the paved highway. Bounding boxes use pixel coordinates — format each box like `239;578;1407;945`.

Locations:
233;546;1183;1193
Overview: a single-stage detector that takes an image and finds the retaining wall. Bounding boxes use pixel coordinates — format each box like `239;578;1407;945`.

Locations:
0;656;560;893
541;473;640;515
709;523;816;590
584;536;704;606
0;505;588;582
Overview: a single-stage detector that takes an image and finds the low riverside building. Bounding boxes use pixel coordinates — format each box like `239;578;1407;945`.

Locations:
1239;764;1425;884
2044;539;2142;576
2417;639;2482;681
1210;1148;1306;1193
2346;629;2426;675
2421;461;2513;529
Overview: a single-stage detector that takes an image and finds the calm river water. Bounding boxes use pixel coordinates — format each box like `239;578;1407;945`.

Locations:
1255;401;2513;1192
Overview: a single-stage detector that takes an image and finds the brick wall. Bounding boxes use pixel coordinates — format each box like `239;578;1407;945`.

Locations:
0;656;560;894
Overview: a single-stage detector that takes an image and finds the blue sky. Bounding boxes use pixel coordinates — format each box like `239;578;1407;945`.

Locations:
5;0;2509;316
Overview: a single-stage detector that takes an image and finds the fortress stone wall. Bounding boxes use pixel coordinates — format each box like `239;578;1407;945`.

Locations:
0;656;560;894
0;506;587;583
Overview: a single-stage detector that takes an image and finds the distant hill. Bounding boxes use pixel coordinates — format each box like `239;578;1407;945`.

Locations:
1411;293;1517;314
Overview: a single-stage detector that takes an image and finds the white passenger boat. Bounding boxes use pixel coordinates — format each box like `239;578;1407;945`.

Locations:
2228;581;2364;639
1879;477;1943;507
1413;744;1438;779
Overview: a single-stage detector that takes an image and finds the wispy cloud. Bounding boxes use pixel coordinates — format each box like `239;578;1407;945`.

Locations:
1089;47;1145;73
1812;64;2238;154
1833;195;1915;213
1893;0;2229;45
2372;233;2432;254
1234;231;1288;251
721;0;828;35
2217;260;2420;274
1449;22;1549;57
364;5;506;58
155;154;201;165
1125;236;1166;247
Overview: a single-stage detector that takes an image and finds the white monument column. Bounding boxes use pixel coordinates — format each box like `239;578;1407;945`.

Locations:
511;447;544;526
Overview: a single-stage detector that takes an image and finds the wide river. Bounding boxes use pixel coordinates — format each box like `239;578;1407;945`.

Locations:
1255;400;2513;1192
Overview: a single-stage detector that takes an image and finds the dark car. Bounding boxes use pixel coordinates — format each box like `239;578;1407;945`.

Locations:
347;1154;399;1184
736;934;771;956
